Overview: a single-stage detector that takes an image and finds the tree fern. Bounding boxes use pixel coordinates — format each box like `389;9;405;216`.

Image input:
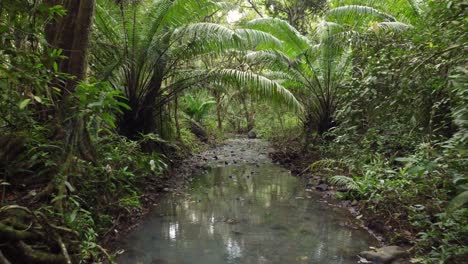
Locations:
374;21;413;32
208;69;303;111
326;5;397;22
329;175;359;191
307;159;347;172
92;0;303;138
246;17;310;57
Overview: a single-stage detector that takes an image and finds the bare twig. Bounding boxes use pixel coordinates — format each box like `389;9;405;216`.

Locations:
247;0;263;18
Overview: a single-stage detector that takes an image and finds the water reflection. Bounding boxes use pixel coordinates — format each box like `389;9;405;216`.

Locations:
168;223;178;241
117;165;378;264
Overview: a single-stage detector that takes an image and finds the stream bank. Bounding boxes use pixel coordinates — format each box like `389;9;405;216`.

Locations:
269;138;415;263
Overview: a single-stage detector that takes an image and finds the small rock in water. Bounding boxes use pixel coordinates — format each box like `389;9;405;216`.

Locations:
225;161;229;165
225;218;239;224
359;246;408;264
247;130;257;139
316;184;329;191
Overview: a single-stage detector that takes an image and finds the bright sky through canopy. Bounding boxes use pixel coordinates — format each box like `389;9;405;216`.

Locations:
227;9;243;23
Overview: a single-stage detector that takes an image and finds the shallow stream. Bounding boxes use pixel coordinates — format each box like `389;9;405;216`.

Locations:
117;139;378;264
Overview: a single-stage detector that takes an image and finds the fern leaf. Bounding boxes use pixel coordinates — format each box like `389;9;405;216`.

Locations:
329;175;358;191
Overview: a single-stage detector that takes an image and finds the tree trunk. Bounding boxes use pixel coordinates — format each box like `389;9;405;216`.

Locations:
214;90;223;131
118;68;165;140
45;0;95;99
174;95;181;140
43;0;96;212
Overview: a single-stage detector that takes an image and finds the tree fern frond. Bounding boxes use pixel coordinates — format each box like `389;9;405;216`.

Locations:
209;69;303;111
246;18;310;56
329;175;359;191
327;5;397;22
373;22;414;32
174;22;238;42
234;28;283;49
307;159;347;172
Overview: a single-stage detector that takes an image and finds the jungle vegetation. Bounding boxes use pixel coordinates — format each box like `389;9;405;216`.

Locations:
0;0;466;263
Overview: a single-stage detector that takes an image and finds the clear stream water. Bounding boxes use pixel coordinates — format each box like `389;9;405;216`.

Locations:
116;140;378;264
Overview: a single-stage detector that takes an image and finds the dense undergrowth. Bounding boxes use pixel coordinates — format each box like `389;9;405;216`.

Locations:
269;1;467;262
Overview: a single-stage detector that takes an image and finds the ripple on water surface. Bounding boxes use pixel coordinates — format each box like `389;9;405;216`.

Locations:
117;164;378;264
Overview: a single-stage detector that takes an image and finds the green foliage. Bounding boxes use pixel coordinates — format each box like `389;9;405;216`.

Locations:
75;81;130;131
329;175;359;191
264;0;328;33
182;94;216;123
2;0;467;263
92;0;299;139
416;209;468;264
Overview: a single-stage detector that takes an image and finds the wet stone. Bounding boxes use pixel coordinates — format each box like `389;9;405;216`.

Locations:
316;184;329;191
360;246;409;264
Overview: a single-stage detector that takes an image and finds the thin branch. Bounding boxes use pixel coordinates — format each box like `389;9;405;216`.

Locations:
247;0;263;18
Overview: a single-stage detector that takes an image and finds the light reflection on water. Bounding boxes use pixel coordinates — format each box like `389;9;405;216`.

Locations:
117;165;378;264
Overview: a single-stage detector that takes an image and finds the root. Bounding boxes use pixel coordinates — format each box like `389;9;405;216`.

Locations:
16;241;66;264
0;205;78;264
0;222;39;241
57;237;72;264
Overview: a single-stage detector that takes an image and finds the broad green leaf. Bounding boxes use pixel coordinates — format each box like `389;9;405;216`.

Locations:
19;99;31;109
